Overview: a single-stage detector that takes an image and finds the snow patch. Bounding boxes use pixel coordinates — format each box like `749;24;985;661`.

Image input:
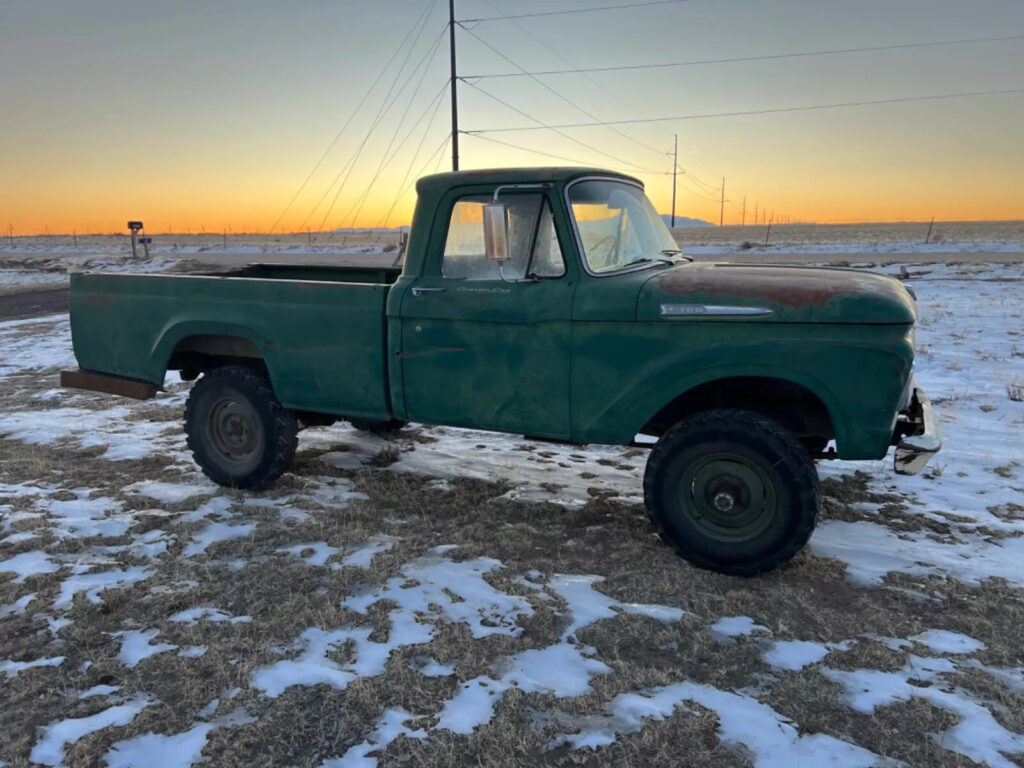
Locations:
0;550;59;583
169;607;252;624
911;629;985;655
341;535;396;569
711;616;770;642
321;708;426;767
183;521;254;556
55;567;152;609
552;682;881;766
105;723;213;768
115;628;177;667
0;655;64;677
31;696;151;766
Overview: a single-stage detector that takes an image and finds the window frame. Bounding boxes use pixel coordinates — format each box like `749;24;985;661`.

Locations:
564;176;666;278
439;191;566;282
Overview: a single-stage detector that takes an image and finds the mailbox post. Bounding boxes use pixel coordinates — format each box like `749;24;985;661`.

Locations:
127;221;144;258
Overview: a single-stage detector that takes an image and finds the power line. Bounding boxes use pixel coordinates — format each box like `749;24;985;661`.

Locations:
462;79;665;173
433;135;451;173
460;24;669;159
466;133;722;203
462;0;689;23
333;79;450;231
465;133;667;175
309;6;444;231
382;134;458;228
337;29;449;230
471;0;723;199
300;6;442;230
376;84;451;228
466;86;1024;132
474;0;650;130
267;0;438;233
462;33;1024;78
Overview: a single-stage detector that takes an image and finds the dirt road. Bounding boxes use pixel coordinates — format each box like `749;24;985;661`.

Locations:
0;286;68;321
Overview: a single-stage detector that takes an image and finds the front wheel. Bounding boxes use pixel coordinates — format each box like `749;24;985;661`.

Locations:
184;365;298;490
643;408;820;576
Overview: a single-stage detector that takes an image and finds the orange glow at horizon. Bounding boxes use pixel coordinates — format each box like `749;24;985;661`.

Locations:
2;2;1021;236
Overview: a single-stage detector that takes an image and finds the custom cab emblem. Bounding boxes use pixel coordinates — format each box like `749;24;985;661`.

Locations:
660;304;773;317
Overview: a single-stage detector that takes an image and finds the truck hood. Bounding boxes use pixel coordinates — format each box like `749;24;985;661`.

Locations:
636;262;917;324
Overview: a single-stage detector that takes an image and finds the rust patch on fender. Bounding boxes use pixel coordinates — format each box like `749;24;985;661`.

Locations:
655;263;905;308
86;293;112;307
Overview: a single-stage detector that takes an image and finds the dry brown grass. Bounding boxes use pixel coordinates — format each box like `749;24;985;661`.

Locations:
3;363;1024;766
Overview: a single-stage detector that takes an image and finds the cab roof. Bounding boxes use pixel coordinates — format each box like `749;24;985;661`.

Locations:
416;167;642;197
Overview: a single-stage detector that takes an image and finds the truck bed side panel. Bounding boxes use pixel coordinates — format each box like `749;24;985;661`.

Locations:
70;273;392;419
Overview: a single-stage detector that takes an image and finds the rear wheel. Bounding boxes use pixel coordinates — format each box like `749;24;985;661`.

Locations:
184;366;297;489
643;408;820;576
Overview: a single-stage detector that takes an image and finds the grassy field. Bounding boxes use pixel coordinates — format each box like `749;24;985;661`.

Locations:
1;262;1023;767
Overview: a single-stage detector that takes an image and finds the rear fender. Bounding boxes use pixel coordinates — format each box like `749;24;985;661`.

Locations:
153;320;279;387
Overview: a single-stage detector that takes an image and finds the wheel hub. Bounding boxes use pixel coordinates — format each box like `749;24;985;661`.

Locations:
713;491;736;512
207;395;263;465
679;452;778;542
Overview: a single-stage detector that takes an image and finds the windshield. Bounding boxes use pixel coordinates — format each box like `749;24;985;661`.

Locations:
568;179;680;274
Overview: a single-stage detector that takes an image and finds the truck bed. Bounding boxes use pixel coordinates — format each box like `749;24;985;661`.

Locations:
68;264;400;420
207;263;401;284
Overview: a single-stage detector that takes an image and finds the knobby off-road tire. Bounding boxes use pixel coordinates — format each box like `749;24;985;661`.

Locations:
643;408;820;576
184;365;298;490
348;418;408;436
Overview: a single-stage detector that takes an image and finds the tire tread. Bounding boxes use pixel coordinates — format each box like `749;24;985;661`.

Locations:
184;365;298;490
643;408;820;576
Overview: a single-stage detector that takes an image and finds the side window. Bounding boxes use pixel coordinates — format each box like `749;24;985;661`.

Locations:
441;194;565;281
530;202;566;278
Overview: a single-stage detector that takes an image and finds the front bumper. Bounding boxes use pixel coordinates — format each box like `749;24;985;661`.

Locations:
893;381;941;475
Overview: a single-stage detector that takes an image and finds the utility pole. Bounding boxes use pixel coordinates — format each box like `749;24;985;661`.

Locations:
449;0;459;171
753;203;758;227
741;197;746;226
671;133;678;228
719;177;725;227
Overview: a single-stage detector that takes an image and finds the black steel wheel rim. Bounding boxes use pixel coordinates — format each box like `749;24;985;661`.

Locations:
678;452;777;542
206;394;264;468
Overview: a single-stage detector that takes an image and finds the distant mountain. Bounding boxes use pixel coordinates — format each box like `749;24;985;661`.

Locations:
661;214;713;228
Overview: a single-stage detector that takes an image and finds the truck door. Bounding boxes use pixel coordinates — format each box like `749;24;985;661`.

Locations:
400;189;573;439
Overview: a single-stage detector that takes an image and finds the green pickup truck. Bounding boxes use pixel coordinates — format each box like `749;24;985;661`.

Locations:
62;167;940;575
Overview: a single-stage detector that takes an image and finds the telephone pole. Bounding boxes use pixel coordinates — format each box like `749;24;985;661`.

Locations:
671;134;678;228
719;177;725;227
741;196;746;226
449;0;460;171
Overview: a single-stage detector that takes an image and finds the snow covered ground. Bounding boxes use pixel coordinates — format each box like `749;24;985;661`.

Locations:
1;262;1023;766
685;240;1024;256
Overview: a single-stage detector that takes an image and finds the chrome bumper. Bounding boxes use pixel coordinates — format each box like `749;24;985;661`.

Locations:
893;382;941;475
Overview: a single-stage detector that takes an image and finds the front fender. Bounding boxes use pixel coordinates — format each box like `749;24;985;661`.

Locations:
573;349;848;448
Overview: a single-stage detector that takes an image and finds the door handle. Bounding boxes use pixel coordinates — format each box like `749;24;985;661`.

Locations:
411;286;446;296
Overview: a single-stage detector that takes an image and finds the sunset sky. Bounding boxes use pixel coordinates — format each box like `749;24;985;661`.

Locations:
1;0;1022;234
